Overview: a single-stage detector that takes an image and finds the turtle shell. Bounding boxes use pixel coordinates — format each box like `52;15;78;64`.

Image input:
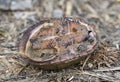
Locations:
19;18;98;70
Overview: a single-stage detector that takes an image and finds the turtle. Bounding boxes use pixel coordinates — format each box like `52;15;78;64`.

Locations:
19;17;98;70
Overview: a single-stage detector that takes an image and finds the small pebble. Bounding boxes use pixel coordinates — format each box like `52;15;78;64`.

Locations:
0;0;10;10
88;63;93;68
11;0;33;10
53;9;63;17
0;0;33;10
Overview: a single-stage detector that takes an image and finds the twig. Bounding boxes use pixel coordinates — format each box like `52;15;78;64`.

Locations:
0;55;12;67
17;63;30;76
93;66;120;72
72;0;82;15
81;54;91;71
65;0;73;16
79;71;117;81
1;72;41;81
0;51;18;55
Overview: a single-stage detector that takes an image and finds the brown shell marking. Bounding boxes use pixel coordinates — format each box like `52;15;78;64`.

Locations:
19;18;98;70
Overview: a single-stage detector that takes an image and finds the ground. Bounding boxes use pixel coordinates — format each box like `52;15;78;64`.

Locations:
0;0;120;82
